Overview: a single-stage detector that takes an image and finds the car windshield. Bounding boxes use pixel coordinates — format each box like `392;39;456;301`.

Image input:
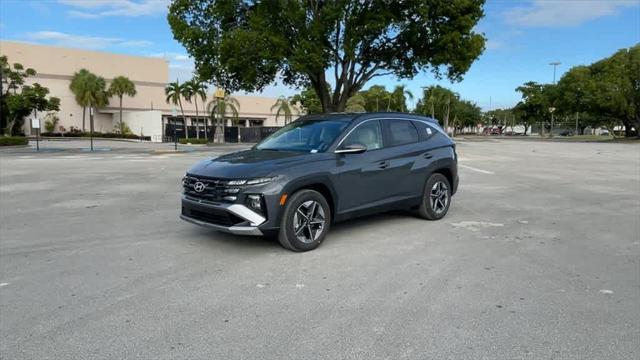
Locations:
256;119;350;152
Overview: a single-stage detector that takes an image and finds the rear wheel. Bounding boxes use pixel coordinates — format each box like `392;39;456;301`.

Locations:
418;173;451;220
278;190;331;251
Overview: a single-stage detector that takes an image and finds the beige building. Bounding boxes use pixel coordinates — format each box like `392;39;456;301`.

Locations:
0;41;299;141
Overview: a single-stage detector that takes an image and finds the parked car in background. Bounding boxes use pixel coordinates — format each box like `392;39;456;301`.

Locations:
180;113;459;251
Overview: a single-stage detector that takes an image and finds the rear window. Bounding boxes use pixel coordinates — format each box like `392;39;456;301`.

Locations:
386;120;419;146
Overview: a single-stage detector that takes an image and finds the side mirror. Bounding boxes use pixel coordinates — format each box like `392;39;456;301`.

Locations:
335;143;367;154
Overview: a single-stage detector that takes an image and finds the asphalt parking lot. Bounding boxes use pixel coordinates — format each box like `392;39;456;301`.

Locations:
1;139;639;359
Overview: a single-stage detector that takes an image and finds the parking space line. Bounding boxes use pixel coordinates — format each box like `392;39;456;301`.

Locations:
459;164;495;175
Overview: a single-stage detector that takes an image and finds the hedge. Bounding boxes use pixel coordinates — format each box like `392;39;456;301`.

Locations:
40;132;151;141
179;138;208;144
0;136;29;146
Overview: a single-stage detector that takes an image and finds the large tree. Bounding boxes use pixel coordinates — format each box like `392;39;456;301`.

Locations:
207;93;240;143
184;79;208;140
108;76;137;136
168;0;486;112
165;80;189;139
1;56;59;136
69;69;92;132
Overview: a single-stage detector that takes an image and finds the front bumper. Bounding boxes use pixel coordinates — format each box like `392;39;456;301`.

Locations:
180;195;266;236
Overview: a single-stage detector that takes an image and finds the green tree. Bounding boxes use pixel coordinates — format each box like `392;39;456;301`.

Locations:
165;80;189;139
452;100;481;135
271;96;298;124
389;85;414;112
108;76;137;136
207;93;240;143
1;57;59;136
416;85;458;132
345;93;366;112
588;45;639;137
184;79;208;140
361;85;391;112
168;0;486;112
515;81;554;136
291;87;323;114
83;74;109;136
69;69;92;132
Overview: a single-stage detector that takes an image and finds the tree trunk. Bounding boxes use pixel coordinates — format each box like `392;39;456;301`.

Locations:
194;99;200;139
82;106;86;132
179;100;188;139
119;96;124;137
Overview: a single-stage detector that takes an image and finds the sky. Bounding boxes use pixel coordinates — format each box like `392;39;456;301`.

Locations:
0;0;639;111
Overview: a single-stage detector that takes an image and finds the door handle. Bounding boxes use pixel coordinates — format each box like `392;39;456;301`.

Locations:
377;160;390;169
423;153;433;159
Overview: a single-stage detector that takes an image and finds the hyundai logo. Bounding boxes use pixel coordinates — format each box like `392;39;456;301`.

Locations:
193;181;207;193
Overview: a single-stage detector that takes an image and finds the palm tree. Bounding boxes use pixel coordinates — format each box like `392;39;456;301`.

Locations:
165;80;188;139
207;93;240;143
271;96;298;124
393;85;414;112
83;74;109;133
69;69;91;132
183;79;208;140
77;73;109;136
108;76;136;136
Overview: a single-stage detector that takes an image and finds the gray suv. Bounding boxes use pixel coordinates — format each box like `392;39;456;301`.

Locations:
181;112;458;251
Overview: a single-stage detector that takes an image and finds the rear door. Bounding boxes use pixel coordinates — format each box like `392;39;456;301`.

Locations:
380;119;425;199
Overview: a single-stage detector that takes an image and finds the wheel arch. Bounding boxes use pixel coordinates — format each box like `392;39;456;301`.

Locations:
281;176;338;223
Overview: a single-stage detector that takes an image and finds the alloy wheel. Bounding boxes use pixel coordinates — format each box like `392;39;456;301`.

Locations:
429;181;449;214
293;200;326;244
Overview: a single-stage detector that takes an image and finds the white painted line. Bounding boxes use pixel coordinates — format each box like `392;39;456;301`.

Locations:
459;164;495;175
0;282;9;288
599;289;614;294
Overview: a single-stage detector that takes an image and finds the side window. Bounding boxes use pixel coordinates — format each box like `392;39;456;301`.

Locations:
413;121;436;141
342;121;383;150
386;120;419;146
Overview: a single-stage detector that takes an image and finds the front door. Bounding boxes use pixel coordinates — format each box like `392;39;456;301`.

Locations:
333;120;395;213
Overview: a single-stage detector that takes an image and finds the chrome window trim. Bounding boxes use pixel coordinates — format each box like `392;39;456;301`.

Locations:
334;117;445;152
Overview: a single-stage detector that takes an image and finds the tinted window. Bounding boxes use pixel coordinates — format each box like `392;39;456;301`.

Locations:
412;121;436;141
387;120;419;146
342;121;383;150
257;120;349;152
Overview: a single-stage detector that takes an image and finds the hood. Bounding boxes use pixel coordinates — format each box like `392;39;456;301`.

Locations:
187;149;324;179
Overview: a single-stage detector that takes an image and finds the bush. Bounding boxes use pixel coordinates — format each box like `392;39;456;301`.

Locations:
39;132;150;141
0;136;28;146
179;138;208;144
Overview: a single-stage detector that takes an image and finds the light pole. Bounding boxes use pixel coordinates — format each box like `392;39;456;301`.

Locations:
550;61;561;84
549;107;556;139
549;61;561;137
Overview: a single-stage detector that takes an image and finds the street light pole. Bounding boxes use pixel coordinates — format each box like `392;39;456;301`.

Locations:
549;61;561;138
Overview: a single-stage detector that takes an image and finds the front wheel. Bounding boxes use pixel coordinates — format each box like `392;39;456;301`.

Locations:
278;189;331;251
417;173;451;220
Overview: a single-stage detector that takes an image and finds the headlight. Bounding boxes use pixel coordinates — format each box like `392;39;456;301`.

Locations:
246;177;274;185
227;179;247;186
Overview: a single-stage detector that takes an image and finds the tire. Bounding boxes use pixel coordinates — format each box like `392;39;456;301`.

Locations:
278;189;331;252
417;173;451;220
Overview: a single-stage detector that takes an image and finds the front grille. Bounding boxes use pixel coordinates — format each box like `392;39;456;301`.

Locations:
182;206;244;227
182;175;237;202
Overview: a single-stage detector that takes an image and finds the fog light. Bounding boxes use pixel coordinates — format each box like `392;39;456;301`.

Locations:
245;194;264;215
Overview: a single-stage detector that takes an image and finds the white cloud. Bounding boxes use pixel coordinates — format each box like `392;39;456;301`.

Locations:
505;0;638;27
25;31;153;50
59;0;170;18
